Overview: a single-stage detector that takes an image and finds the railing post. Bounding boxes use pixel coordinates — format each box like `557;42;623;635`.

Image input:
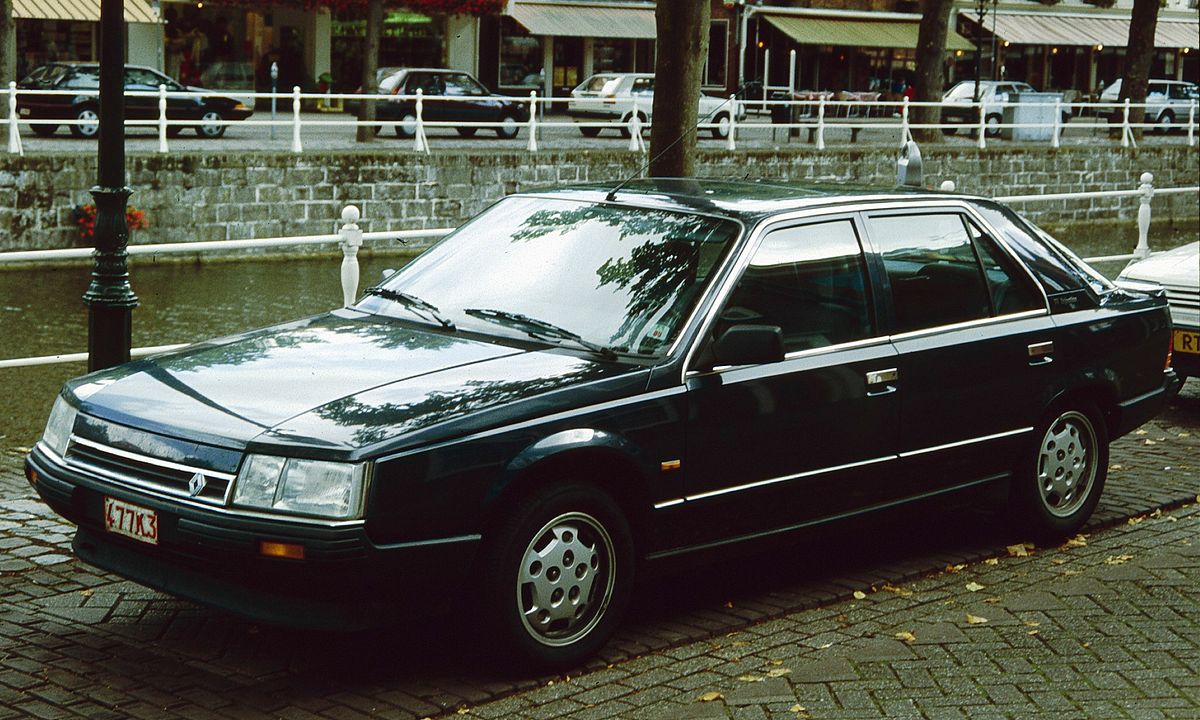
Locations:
339;205;363;307
726;93;737;151
940;180;956;192
628;96;645;152
788;49;796;97
7;81;23;156
977;100;986;150
1134;172;1153;259
1121;98;1133;149
1189;101;1197;148
816;95;826;151
413;89;429;153
291;86;303;153
527;91;538;152
900;97;911;146
1051;98;1061;149
157;84;168;153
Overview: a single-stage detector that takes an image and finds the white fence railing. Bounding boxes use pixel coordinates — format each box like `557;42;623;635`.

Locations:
6;83;1198;157
1;173;1196;370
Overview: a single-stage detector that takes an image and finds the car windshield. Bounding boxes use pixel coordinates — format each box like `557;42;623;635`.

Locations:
578;75;620;93
944;82;978;100
356;196;740;357
23;64;71;86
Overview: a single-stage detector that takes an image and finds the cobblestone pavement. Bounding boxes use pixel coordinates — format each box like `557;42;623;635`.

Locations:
0;383;1197;720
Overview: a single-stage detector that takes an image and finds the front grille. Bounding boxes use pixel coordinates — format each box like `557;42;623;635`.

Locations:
66;436;235;506
1162;284;1199;312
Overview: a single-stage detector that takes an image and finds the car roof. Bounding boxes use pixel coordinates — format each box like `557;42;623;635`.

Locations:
518;178;974;224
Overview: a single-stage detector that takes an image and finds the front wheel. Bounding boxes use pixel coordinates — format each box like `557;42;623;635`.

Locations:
69;106;100;138
711;112;731;139
196;110;226;138
481;484;634;669
395;112;418;138
578;125;601;138
1156;111;1174;133
984;113;1002;138
495;113;520;139
1010;403;1108;541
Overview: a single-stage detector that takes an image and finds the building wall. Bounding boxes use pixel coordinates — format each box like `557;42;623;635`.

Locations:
0;146;1195;252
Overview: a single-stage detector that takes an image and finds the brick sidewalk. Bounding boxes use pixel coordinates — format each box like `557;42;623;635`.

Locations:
0;387;1197;719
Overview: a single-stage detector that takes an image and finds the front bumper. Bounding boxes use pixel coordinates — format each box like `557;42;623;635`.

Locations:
25;447;478;629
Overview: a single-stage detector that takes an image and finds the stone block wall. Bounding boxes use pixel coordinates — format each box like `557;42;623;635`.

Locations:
0;145;1195;253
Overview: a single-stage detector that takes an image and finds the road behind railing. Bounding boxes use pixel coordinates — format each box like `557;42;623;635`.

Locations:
1;175;1196;370
6;83;1198;157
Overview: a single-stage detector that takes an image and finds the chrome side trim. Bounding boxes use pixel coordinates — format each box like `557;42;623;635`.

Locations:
69;436;236;481
653;498;685;509
683;455;895;503
887;309;1047;342
897;427;1033;459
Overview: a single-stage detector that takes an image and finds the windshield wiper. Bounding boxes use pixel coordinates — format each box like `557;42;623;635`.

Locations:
363;287;455;330
463;308;616;360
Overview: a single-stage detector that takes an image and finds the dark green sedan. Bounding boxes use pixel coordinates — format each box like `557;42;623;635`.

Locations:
26;179;1177;668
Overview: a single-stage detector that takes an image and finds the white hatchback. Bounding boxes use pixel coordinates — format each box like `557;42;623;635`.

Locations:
566;73;742;139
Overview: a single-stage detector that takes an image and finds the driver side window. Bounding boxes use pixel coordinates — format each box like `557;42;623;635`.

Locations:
721;220;874;354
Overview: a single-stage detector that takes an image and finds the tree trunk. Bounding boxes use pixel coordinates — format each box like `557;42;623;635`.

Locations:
648;1;710;178
1119;0;1158;141
356;0;383;143
0;0;13;84
912;0;954;144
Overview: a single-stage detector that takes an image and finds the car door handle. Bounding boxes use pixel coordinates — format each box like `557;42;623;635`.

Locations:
865;368;898;397
1028;341;1054;366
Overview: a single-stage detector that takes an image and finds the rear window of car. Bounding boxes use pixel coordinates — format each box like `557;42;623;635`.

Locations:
63;68;100;90
24;64;71;87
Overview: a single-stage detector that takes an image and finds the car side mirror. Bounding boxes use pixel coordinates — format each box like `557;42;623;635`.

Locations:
712;324;784;367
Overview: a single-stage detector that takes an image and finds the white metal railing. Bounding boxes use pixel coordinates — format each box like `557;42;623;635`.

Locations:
1;173;1195;370
6;83;1198;157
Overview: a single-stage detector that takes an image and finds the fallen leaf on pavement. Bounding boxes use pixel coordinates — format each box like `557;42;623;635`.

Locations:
1144;439;1157;446
1025;621;1041;627
985;558;999;565
853;590;867;600
966;613;989;625
738;675;764;683
1150;509;1163;518
766;668;792;678
1128;516;1145;526
769;659;784;666
1063;534;1088;548
944;563;967;573
1105;554;1134;565
1007;544;1030;558
1135;429;1147;435
1109;463;1123;470
895;631;917;643
1052;558;1068;565
965;582;985;592
1027;630;1040;636
699;692;724;702
882;583;913;597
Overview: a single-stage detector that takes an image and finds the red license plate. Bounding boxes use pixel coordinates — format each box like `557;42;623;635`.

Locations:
104;497;159;545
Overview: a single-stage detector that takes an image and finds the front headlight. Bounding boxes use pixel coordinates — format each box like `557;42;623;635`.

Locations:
233;454;367;520
41;395;77;457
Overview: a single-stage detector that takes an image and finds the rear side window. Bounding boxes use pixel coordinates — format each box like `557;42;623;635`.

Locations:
723;219;873;353
963;219;1044;315
970;202;1087;297
63;68;100;90
868;214;992;333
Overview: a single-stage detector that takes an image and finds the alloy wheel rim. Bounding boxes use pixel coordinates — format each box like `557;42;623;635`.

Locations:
1036;411;1096;518
501;116;518;134
200;111;221;136
517;511;615;647
401;115;418;135
78;110;99;136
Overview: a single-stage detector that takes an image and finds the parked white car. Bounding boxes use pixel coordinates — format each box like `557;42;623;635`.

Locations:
1100;79;1199;131
1117;242;1200;387
567;73;742;139
940;80;1072;137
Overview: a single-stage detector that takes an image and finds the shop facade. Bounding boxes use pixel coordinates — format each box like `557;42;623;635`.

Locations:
13;0;160;79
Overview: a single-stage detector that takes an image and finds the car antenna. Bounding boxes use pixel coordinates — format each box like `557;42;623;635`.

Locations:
605;97;735;203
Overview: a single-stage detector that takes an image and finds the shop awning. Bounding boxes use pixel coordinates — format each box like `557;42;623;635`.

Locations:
14;0;158;23
966;12;1199;50
507;1;656;39
764;14;975;51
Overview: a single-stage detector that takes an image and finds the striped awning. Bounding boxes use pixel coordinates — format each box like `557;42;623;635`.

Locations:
13;0;159;24
967;12;1199;50
764;14;975;51
508;1;656;39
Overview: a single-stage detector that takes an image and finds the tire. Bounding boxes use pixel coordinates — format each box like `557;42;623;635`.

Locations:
578;125;601;138
196;110;226;138
1010;402;1108;542
984;113;1002;138
495;113;520;139
941;125;958;136
166;124;184;138
711;112;731;139
618;112;647;139
395;112;418;139
31;123;58;137
456;127;477;138
1156;111;1174;134
480;483;634;670
69;106;100;138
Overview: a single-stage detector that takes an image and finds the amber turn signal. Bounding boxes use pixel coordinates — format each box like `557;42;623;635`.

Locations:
258;541;305;560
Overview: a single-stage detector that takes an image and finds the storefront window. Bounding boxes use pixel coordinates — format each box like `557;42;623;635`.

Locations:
333;10;440;92
594;39;632;74
703;20;728;88
500;16;543;88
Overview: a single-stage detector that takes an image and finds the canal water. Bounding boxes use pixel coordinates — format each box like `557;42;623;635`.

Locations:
1;222;1195;452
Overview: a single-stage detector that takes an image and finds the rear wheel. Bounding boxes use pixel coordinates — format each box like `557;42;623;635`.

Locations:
984;113;1002;137
69;106;100;138
31;123;58;137
456;127;477;138
578;125;601;138
1156;110;1174;133
618;111;647;139
711;112;731;139
481;483;634;669
196;110;226;138
1010;403;1108;541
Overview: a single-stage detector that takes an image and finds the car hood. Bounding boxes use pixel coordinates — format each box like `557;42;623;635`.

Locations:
1119;242;1200;287
68;311;644;456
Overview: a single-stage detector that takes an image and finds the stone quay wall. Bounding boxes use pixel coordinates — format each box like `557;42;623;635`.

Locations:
0;145;1196;253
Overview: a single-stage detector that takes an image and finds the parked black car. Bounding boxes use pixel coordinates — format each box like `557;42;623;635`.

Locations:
17;63;254;139
372;68;529;139
26;177;1177;669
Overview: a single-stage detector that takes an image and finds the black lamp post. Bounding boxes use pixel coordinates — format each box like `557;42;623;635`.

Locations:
82;0;138;371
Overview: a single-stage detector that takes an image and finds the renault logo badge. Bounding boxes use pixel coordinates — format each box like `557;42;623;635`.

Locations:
188;472;207;497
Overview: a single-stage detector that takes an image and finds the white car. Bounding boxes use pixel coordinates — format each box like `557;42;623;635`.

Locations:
1100;79;1199;131
1117;242;1200;386
566;73;742;139
940;80;1072;137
